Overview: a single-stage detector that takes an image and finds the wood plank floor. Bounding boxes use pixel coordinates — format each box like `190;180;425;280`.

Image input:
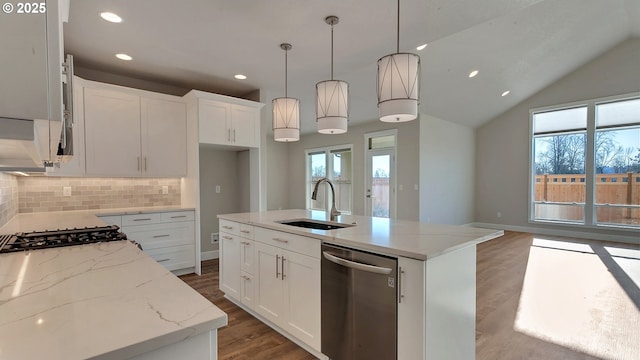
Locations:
180;231;640;359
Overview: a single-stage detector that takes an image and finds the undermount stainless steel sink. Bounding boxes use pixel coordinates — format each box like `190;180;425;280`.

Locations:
277;219;355;230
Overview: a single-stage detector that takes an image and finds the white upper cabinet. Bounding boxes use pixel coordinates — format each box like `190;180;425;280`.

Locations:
141;97;187;177
84;86;141;176
185;90;263;148
83;80;187;177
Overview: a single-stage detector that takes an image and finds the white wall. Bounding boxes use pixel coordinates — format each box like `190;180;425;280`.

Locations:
475;38;640;239
199;146;249;253
419;114;475;225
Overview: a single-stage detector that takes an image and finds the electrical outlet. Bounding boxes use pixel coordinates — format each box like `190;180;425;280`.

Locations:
63;186;72;197
215;185;221;194
162;185;169;195
211;233;219;244
497;211;502;218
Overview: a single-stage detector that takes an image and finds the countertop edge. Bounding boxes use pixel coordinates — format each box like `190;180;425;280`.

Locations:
218;212;505;261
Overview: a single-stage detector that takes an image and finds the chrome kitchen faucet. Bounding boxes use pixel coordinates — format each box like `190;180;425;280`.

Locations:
311;177;341;222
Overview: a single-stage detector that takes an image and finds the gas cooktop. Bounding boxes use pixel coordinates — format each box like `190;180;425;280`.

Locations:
0;225;129;253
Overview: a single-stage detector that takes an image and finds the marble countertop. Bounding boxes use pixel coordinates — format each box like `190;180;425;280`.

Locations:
0;208;224;359
218;209;504;260
0;241;227;360
0;206;195;234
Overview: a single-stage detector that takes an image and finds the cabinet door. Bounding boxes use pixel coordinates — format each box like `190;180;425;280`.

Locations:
141;97;187;176
240;272;255;308
84;87;141;176
220;232;241;300
254;242;285;325
282;250;321;351
231;104;258;147
198;100;230;145
240;240;254;275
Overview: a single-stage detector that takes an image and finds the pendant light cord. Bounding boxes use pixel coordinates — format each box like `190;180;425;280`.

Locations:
331;23;334;80
396;0;400;53
284;47;288;97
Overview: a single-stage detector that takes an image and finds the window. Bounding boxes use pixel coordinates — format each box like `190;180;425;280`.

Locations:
306;145;353;214
530;94;640;229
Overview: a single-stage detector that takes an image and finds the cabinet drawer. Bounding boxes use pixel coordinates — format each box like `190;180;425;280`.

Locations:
123;222;194;250
161;211;195;222
254;227;321;259
146;244;195;271
122;213;162;226
220;219;240;236
239;224;254;239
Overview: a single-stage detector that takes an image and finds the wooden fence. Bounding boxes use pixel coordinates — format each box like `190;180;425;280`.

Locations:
534;173;640;224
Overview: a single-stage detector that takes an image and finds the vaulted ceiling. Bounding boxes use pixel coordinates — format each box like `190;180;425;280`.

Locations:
64;0;640;134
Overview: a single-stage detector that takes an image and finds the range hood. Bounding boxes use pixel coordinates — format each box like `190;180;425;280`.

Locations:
0;0;72;172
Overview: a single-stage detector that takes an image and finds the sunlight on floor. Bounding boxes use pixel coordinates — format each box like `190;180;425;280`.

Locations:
513;237;640;360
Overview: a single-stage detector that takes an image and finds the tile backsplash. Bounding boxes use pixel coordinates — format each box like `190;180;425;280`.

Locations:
0;173;19;227
17;177;181;213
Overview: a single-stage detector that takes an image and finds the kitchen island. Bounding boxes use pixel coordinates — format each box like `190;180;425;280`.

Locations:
218;209;504;360
0;212;226;360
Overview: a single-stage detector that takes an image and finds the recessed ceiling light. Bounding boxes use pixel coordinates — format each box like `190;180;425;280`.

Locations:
468;70;479;78
416;43;428;51
234;74;247;80
115;53;132;61
501;90;511;97
100;11;122;23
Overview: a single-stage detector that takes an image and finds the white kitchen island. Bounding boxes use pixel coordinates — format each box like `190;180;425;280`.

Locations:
0;212;226;360
218;209;504;360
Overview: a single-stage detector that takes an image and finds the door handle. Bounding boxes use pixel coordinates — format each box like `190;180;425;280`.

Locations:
398;266;405;303
276;255;281;279
281;256;286;280
323;251;393;274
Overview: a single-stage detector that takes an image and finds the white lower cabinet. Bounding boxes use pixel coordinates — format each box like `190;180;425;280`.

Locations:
220;223;255;308
100;210;196;273
219;221;321;353
254;242;321;352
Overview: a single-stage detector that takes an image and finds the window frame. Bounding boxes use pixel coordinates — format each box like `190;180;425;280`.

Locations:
528;92;640;230
305;144;354;214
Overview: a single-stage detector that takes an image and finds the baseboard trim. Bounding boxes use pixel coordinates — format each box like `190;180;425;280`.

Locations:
470;222;639;244
201;250;219;261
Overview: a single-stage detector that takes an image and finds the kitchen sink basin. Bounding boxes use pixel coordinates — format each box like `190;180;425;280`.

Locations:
277;219;354;230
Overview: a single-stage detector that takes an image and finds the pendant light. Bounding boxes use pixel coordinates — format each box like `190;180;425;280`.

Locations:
272;43;300;142
377;0;420;122
316;15;349;134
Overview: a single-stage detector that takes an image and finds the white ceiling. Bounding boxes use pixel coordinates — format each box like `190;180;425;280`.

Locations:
64;0;640;134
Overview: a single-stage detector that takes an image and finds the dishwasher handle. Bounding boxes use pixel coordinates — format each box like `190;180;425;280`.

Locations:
323;251;393;275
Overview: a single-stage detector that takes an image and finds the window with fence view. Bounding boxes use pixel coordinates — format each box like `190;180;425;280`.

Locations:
531;96;640;228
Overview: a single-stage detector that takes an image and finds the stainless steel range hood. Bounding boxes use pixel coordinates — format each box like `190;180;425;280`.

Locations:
0;0;72;172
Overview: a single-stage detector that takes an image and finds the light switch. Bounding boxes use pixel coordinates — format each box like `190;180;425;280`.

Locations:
162;185;169;195
63;186;72;197
215;185;221;193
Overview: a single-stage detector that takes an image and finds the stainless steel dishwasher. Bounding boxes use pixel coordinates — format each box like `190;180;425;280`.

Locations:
321;243;397;360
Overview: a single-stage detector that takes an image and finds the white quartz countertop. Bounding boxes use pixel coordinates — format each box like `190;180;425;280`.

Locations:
0;206;195;234
218;209;504;260
0;241;227;360
0;208;224;360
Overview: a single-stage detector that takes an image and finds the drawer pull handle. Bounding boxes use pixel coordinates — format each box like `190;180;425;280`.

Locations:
222;236;233;240
133;218;152;222
171;215;187;219
240;230;251;234
153;234;170;238
157;258;171;262
222;226;233;230
272;238;289;244
241;275;251;281
241;241;251;245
